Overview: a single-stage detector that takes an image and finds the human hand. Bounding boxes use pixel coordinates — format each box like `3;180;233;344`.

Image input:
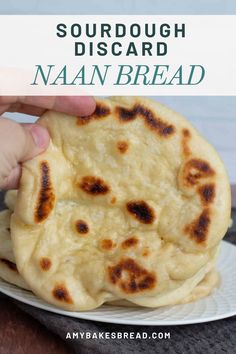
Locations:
0;96;95;189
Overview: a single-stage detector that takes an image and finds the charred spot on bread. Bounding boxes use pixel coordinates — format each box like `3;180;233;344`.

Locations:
77;115;91;125
100;239;115;250
40;257;52;271
137;105;175;136
52;284;73;304
121;237;139;249
184;208;211;243
182;158;215;187
79;176;110;195
142;248;150;257
126;201;155;224
77;103;110;125
183;128;191;137
117;141;129;154
116;104;175;137
94;104;111;117
116;106;137;122
75;220;89;234
110;197;117;204
198;184;215;205
108;258;156;293
182;128;191;157
0;258;17;271
34;161;55;223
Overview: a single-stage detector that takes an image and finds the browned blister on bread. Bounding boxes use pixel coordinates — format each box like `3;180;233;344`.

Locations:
35;161;55;223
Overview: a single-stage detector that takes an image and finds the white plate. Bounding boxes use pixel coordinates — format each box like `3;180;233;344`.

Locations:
0;240;235;326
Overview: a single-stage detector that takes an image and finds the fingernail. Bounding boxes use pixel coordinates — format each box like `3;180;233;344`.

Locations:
30;125;50;149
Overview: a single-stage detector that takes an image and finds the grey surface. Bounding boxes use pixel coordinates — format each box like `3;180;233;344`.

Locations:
12;303;236;354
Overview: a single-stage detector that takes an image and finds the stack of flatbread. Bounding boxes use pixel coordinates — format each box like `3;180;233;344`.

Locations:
0;97;231;311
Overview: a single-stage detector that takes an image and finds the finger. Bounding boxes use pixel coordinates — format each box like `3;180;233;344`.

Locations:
0;119;50;188
7;103;47;116
1;96;96;116
0;119;50;189
2;164;21;190
20;123;50;161
0;118;50;189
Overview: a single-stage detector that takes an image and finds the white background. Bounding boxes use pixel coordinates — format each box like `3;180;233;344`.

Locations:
0;15;236;95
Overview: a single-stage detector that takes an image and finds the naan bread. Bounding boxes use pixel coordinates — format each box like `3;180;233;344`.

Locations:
178;268;220;305
4;190;17;212
108;268;220;307
11;97;231;310
0;190;219;304
0;204;29;290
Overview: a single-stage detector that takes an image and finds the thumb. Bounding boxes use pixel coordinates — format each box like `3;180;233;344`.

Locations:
0;117;50;189
20;123;50;161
